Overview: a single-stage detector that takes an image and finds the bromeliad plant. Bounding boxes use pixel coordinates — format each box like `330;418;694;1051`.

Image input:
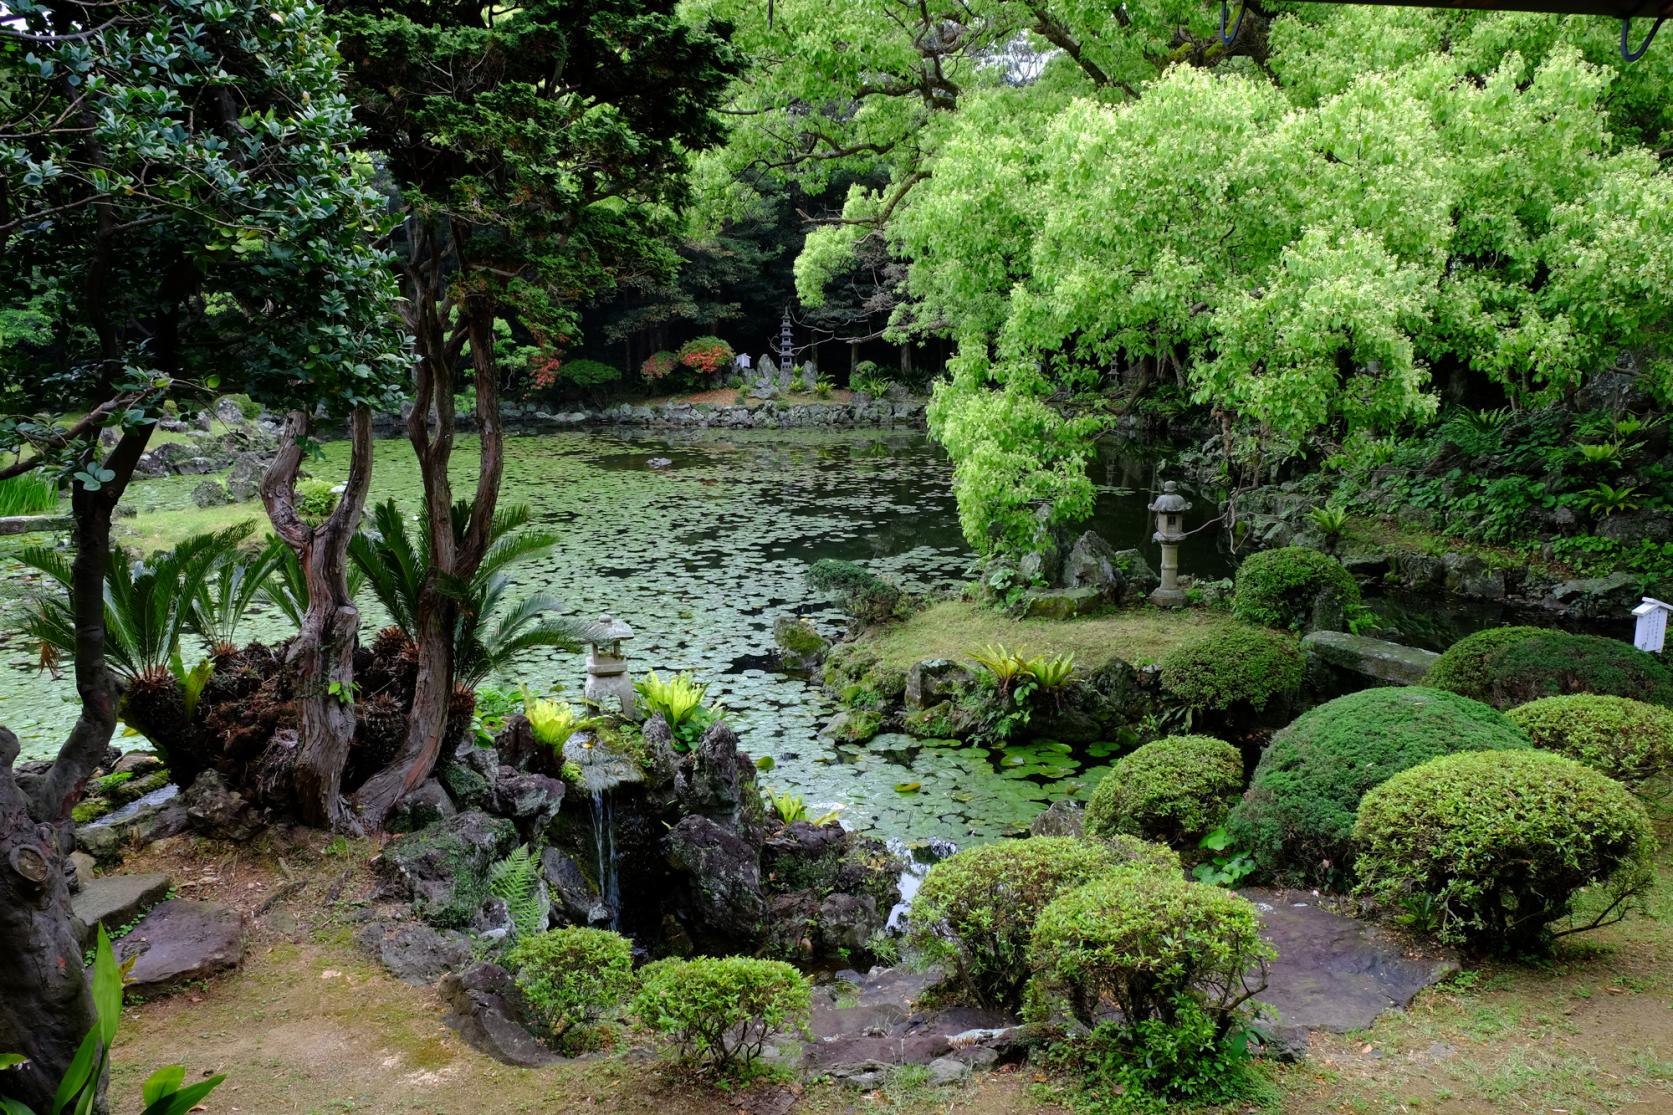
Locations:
522;689;584;751
0;926;226;1115
763;788;843;827
635;670;722;750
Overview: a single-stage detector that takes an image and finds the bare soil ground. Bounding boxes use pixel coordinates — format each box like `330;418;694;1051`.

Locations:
106;815;1673;1115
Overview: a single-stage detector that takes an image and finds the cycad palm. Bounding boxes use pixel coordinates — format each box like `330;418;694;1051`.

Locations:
349;498;581;688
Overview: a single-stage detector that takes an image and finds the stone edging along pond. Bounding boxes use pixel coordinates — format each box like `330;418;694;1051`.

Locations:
376;396;929;433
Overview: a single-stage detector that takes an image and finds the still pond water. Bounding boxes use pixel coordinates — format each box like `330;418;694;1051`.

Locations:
0;427;1505;846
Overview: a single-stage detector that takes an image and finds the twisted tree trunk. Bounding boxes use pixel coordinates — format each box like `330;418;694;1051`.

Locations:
354;277;504;829
261;406;376;831
0;426;149;1114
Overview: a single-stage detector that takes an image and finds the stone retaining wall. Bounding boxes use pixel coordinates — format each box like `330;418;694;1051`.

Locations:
377;397;928;433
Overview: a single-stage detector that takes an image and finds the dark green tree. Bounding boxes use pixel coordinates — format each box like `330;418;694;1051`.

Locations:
328;0;738;826
0;0;402;1105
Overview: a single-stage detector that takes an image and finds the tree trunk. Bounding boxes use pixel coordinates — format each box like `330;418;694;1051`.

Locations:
355;292;505;829
261;407;376;831
0;426;149;1114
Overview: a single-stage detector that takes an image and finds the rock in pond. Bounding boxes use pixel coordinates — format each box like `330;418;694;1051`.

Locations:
1302;631;1439;687
113;899;245;994
1243;888;1458;1056
1029;798;1084;838
69;871;172;948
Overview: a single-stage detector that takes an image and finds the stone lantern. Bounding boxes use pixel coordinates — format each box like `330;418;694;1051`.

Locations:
1148;480;1192;608
583;613;636;716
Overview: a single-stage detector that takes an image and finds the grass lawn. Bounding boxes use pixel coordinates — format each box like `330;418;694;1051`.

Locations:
863;599;1234;671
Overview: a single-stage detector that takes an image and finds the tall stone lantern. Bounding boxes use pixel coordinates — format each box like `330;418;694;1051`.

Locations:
583;613;637;716
1148;481;1192;608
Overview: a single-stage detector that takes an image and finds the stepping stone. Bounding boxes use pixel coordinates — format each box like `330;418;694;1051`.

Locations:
1302;631;1439;687
113;899;245;994
69;872;172;949
1244;888;1458;1052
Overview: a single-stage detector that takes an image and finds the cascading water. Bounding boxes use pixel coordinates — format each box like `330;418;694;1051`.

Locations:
590;788;622;930
566;731;642;930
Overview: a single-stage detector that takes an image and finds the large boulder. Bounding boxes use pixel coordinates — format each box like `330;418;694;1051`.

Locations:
1543;572;1640;621
663;815;766;948
486;765;565;838
1061;531;1126;598
387;778;457;833
376;811;516;929
904;659;973;711
114;900;244;994
183;770;262;841
540;847;610;927
438;962;558;1067
356;921;473;986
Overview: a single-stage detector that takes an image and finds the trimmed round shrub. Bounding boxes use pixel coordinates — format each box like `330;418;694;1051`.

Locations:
1160;626;1304;714
1507;694;1673;788
675;335;735;375
1085;735;1244;849
1226;686;1529;883
640;350;678;382
504;927;635;1042
632;956;811;1076
557;358;620;388
907;835;1175;1011
1355;750;1657;953
1101;832;1185;877
1231;546;1360;631
1426;626;1673;709
806;558;901;625
1030;872;1273;1031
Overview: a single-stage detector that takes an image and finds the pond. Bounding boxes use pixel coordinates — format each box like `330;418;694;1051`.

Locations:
0;426;1550;846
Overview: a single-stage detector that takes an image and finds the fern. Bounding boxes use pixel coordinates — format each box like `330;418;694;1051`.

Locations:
488;844;549;941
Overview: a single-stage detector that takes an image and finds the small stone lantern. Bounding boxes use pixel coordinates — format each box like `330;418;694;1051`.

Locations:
583;613;637;716
1148;480;1192;608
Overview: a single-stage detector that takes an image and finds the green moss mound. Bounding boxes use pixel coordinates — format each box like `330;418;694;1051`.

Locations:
1355;749;1656;954
1426;626;1673;709
1084;735;1243;850
1507;694;1673;788
908;835;1176;1012
1159;626;1304;713
1226;686;1529;884
1231;546;1360;632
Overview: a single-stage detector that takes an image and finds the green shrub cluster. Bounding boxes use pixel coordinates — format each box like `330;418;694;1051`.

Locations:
632;956;811;1078
296;478;338;520
1031;872;1273;1107
1159;626;1303;714
556;358;620;388
1507;694;1673;788
1230;546;1359;631
1084;735;1243;851
806;558;902;626
505;927;635;1044
907;836;1175;1012
1226;686;1529;883
1354;750;1657;953
1426;626;1673;709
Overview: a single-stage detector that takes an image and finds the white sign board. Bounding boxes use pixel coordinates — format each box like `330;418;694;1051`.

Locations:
1634;597;1670;654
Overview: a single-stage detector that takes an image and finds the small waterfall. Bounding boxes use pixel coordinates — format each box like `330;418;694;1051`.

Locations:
590;788;621;930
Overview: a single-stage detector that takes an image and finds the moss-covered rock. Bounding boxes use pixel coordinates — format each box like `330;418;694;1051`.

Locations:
378;811;517;929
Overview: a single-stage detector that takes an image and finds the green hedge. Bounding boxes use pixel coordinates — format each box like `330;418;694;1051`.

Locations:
1159;626;1304;714
1355;749;1656;953
1085;735;1243;850
1426;626;1673;709
907;835;1175;1012
1507;694;1673;788
1226;686;1529;884
1231;546;1359;631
